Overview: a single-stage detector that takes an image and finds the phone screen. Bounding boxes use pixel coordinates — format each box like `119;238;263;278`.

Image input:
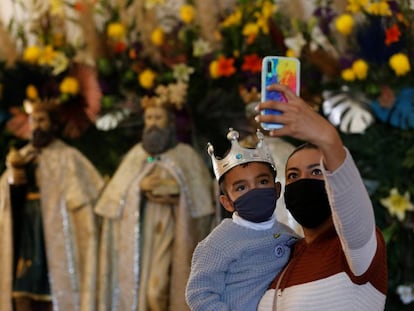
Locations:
261;56;300;130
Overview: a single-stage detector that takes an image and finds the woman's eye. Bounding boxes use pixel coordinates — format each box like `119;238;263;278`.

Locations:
286;173;297;180
312;168;323;176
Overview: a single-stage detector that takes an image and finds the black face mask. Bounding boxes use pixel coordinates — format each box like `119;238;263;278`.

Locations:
284;179;332;229
233;187;277;223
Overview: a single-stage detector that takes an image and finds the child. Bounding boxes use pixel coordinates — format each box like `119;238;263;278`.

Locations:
185;128;298;310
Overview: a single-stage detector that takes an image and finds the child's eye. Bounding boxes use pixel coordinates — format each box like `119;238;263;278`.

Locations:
259;178;270;185
235;185;246;192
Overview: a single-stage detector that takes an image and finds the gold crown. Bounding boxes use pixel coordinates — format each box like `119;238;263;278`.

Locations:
141;82;187;111
207;128;276;181
23;98;60;114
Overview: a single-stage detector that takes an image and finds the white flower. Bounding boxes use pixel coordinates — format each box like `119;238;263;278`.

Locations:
310;26;339;58
50;51;69;75
193;38;212;57
396;284;414;305
172;64;194;83
284;32;306;57
380;188;414;222
96;109;130;131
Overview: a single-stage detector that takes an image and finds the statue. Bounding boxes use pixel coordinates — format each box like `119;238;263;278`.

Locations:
0;99;105;311
95;91;216;311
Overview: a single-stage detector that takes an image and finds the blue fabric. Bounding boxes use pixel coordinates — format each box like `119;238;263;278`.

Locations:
371;87;414;129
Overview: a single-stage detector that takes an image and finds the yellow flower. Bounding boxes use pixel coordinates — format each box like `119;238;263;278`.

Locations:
107;22;126;40
335;14;354;36
221;9;242;28
180;4;195;24
286;49;296;58
209;60;219;79
22;46;42;63
50;0;64;16
59;77;80;95
380;188;414;222
341;68;356;81
352;59;368;80
38;45;56;66
151;27;164;46
257;1;276;34
255;13;269;34
366;1;391;16
346;0;369;13
26;85;39;100
261;1;277;19
138;69;157;89
242;23;259;37
389;53;411;76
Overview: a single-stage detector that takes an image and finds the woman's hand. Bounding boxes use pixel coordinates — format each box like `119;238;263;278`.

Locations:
255;84;346;171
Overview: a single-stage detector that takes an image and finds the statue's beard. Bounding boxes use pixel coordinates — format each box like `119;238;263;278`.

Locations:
31;128;55;148
142;125;177;155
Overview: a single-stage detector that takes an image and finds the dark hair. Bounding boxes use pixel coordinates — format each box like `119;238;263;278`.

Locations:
287;142;319;161
219;162;277;195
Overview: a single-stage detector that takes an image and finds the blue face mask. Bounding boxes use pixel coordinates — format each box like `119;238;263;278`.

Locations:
233;187;277;223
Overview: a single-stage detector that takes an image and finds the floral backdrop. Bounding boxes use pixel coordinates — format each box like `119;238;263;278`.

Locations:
1;0;414;309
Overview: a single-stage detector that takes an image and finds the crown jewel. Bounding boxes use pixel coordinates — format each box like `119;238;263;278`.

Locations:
207;128;276;181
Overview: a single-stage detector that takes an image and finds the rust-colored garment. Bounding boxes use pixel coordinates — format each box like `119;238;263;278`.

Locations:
0;140;105;311
95;142;215;311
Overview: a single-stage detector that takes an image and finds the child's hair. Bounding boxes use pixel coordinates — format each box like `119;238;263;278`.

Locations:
219;161;277;195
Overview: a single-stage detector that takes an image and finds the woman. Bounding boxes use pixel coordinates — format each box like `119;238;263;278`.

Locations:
255;84;387;310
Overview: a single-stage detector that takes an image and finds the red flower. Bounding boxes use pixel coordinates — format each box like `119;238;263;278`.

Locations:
217;56;236;77
242;54;262;73
385;24;401;46
114;42;127;53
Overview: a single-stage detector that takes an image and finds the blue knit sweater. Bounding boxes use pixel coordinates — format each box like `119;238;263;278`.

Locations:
185;219;297;311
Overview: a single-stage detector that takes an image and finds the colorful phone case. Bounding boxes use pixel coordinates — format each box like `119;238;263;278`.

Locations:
260;56;300;130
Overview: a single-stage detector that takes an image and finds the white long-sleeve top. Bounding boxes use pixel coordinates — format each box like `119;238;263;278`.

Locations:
258;148;387;311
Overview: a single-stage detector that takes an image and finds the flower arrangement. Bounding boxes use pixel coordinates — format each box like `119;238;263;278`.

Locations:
1;2;414;309
280;0;414;132
0;1;101;139
91;0;288;154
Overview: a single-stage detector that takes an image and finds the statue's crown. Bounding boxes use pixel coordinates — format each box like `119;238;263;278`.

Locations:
207;128;276;181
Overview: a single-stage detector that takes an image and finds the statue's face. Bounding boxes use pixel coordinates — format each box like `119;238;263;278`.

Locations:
30;110;52;133
29;110;55;148
144;106;168;130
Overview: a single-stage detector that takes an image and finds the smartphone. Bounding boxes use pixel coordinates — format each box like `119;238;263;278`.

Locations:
260;56;300;130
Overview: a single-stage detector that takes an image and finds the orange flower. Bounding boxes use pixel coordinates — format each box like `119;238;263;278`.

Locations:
129;48;137;60
217;56;236;77
74;1;85;12
385;24;401;46
242;54;262;73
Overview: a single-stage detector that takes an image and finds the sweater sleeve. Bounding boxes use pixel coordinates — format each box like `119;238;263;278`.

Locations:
323;148;377;276
185;239;231;311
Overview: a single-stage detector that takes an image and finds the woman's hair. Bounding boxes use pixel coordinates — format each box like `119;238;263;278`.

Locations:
287;142;319;161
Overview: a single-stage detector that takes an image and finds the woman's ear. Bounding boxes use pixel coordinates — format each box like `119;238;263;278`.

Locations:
219;194;235;213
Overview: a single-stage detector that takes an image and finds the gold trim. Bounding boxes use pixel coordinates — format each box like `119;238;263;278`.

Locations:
27;192;40;200
12;291;52;301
